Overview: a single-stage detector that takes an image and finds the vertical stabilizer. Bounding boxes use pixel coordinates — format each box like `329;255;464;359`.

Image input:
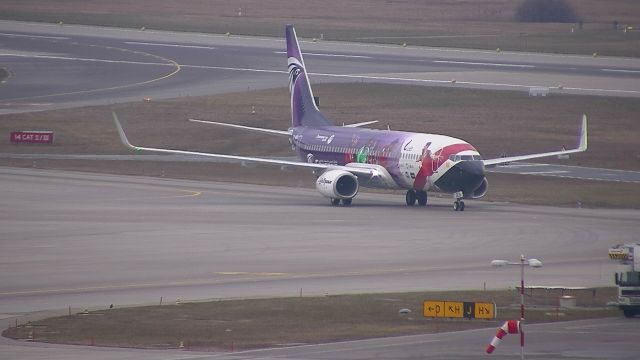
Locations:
286;25;331;128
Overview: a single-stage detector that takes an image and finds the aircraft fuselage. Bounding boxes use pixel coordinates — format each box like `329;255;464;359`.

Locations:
291;125;485;196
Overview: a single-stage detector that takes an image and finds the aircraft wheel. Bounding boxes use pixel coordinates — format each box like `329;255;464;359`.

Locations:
453;201;459;211
417;191;427;206
459;201;465;211
342;198;352;206
406;190;416;206
330;198;341;206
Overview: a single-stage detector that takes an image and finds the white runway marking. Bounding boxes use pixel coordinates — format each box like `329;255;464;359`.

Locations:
519;170;570;175
0;32;68;40
433;60;535;68
274;51;372;59
601;68;640;74
125;41;217;50
0;52;172;66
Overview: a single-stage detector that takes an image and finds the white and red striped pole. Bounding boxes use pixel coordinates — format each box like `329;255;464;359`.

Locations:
519;254;525;360
490;255;542;359
486;320;520;354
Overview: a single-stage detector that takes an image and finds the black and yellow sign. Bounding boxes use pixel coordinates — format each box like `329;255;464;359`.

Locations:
474;302;495;319
423;300;496;320
423;301;445;317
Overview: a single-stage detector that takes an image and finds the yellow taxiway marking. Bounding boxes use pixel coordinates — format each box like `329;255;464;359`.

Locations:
137;187;202;200
105;183;202;201
0;43;181;102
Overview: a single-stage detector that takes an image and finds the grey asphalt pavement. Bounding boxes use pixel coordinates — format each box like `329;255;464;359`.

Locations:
1;166;636;315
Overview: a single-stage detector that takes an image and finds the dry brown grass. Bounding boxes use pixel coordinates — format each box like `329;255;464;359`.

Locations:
1;0;639;56
2;288;619;350
3;84;637;169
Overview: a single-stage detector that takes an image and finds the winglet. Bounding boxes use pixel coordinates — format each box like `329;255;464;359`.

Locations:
578;114;588;152
112;112;136;150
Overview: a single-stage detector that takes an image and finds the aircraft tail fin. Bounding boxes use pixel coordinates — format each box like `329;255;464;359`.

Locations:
286;25;331;128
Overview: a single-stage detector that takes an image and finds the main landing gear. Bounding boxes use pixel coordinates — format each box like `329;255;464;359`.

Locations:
331;198;352;206
406;190;428;206
453;192;465;211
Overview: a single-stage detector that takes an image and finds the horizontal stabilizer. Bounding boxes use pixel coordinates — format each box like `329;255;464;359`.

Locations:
343;120;379;128
189;119;290;136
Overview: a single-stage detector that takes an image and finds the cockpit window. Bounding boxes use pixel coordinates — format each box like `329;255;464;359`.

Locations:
449;154;483;162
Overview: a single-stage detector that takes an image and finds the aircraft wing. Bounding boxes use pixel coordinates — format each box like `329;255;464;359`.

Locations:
483;114;588;167
113;113;378;178
188;119;291;136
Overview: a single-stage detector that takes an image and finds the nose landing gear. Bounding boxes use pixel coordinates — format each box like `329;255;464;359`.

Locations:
453;192;465;211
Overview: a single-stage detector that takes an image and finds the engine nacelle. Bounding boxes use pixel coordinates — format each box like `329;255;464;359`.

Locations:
315;170;359;199
465;177;488;199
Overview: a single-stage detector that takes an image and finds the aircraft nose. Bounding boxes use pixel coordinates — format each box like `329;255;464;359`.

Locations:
434;160;485;195
457;160;485;177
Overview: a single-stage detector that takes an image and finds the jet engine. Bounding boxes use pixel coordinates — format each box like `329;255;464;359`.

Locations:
465;177;488;199
315;170;359;199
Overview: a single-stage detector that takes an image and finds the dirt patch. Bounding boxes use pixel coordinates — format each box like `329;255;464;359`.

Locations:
1;0;638;56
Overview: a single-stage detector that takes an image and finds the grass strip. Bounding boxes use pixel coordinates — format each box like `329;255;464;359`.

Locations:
2;288;619;350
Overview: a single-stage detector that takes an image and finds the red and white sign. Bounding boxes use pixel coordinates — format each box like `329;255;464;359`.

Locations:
10;131;54;144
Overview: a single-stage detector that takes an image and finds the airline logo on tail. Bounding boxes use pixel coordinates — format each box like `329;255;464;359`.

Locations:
288;58;303;94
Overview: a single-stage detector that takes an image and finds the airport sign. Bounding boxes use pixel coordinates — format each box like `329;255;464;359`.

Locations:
424;300;496;320
10;131;54;144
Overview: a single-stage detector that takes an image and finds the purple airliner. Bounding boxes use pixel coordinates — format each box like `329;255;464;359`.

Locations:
114;25;587;210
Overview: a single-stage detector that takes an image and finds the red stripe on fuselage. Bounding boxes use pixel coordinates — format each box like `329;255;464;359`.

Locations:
413;143;476;190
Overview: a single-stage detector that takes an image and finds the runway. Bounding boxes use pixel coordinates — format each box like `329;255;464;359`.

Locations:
1;20;640;114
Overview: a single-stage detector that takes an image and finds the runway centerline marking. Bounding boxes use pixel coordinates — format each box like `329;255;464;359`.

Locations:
433;60;535;68
125;41;217;50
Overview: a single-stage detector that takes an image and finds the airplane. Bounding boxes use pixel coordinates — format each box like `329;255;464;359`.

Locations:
113;25;588;211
